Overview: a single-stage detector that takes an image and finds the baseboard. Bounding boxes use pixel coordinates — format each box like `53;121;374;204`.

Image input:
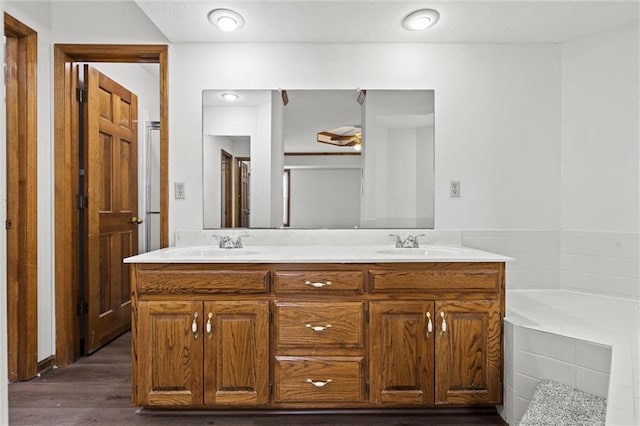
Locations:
37;355;55;374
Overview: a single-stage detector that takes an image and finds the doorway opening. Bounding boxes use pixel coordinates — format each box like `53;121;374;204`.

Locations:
236;157;251;228
220;149;233;228
53;44;168;366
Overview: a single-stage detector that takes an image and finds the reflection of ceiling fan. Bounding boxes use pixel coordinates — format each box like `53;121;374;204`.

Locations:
317;125;362;151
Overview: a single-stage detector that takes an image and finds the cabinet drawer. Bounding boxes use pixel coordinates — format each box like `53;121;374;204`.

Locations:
274;356;365;403
370;263;501;293
136;269;269;294
275;302;364;348
273;271;363;293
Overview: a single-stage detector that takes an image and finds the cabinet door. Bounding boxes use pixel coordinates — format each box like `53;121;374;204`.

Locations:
435;300;502;405
369;301;435;405
137;301;203;406
204;301;269;406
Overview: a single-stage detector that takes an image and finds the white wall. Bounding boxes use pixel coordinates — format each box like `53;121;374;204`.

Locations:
170;43;561;243
560;22;640;299
289;169;361;229
561;22;639;234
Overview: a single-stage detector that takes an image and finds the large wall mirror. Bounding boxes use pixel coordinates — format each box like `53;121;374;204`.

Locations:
202;89;434;229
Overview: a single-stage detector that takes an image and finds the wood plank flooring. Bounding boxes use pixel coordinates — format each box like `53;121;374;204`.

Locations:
9;333;507;425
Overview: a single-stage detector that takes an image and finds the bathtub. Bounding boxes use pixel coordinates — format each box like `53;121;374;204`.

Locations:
501;289;639;425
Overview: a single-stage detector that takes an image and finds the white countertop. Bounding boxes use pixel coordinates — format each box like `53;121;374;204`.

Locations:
124;244;512;263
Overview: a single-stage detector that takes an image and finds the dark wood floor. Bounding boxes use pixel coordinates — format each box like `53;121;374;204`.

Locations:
9;333;507;425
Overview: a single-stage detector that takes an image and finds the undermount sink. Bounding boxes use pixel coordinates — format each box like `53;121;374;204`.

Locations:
375;246;466;257
164;247;259;257
375;248;428;256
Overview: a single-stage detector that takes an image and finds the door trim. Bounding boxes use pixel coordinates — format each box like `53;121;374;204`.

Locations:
53;44;169;366
4;12;38;381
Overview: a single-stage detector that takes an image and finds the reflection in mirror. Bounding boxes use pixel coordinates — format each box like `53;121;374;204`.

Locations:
202;89;434;229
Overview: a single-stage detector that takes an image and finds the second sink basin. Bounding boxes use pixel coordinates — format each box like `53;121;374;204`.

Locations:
375;246;466;257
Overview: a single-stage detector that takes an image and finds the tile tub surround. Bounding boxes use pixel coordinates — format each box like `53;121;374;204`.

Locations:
503;289;639;425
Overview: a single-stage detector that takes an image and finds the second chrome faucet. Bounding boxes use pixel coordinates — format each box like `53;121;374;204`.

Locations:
215;234;248;249
389;233;426;248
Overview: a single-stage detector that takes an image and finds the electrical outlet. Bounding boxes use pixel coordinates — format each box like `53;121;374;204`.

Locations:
175;182;185;200
450;180;461;198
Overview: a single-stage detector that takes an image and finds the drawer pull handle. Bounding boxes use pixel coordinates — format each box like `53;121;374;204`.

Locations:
206;313;213;338
304;280;332;288
306;324;332;332
192;312;199;339
426;312;433;337
440;312;447;337
306;379;332;388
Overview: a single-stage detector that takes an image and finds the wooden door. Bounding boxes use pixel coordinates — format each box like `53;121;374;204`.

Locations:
137;301;203;406
84;65;139;353
435;300;502;405
369;301;434;405
204;301;269;406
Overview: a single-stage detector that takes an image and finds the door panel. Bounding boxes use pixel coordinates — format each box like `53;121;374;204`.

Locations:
435;300;502;405
204;301;269;406
84;65;138;353
369;301;435;405
137;301;203;406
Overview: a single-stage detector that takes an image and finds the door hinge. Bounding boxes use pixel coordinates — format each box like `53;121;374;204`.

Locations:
365;309;370;322
77;194;88;210
269;382;273;396
365;382;370;397
269;309;273;323
77;300;89;316
76;88;87;103
5;219;12;230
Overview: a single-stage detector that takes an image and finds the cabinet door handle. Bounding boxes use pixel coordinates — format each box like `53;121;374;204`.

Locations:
206;313;213;338
440;311;447;337
306;379;332;388
426;312;433;337
306;323;332;332
192;312;199;339
304;280;332;288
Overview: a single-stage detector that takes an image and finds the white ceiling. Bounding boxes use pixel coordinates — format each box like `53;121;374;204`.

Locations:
134;0;638;44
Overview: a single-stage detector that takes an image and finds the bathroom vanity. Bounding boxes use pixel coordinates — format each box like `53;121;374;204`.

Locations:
126;240;507;410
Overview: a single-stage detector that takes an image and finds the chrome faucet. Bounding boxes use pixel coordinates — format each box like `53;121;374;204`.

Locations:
389;233;426;248
215;234;248;249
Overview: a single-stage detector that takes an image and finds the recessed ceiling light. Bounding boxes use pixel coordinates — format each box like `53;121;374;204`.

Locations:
402;9;440;31
208;9;245;32
221;92;239;101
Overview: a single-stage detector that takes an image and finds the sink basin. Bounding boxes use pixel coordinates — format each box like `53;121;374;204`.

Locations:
164;246;259;258
375;248;428;256
375;246;466;257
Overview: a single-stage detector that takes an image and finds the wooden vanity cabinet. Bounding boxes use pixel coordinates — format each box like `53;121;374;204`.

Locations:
132;262;504;410
368;263;504;406
133;265;270;408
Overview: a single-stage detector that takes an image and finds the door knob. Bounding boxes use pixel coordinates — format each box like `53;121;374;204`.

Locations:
130;216;143;224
